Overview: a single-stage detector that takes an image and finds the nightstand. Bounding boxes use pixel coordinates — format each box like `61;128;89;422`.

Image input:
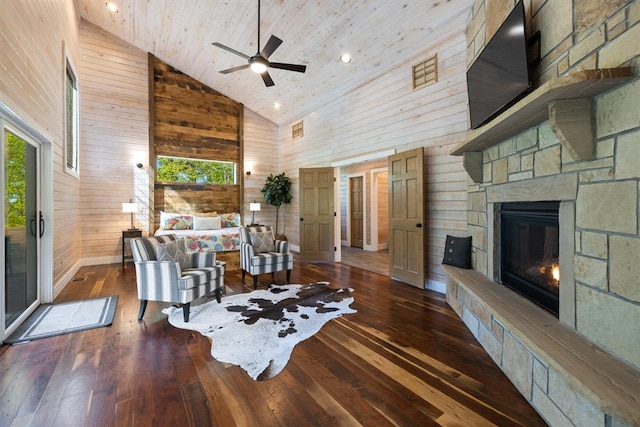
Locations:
122;229;142;267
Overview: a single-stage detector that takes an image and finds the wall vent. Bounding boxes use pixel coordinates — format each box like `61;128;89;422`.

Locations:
292;120;304;139
413;54;438;89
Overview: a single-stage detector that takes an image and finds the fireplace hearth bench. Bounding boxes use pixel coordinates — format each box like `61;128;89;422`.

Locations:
442;264;640;426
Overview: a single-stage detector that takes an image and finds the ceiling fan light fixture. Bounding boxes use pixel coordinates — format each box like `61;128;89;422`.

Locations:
250;60;268;74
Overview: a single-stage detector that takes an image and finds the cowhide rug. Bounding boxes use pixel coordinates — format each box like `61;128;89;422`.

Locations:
163;282;356;380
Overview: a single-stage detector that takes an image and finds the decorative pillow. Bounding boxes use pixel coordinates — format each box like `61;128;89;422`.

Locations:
196;211;218;217
193;215;222;230
442;235;472;269
159;211;193;230
156;239;190;269
250;230;276;253
220;212;241;228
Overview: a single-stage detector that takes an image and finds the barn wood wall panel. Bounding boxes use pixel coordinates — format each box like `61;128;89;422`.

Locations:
79;22;150;261
279;27;469;285
0;0;81;289
151;55;243;227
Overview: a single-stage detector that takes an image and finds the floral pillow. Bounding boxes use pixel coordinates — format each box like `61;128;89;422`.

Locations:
159;211;193;230
220;212;241;228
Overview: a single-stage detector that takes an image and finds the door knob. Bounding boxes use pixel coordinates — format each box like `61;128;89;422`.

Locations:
416;223;422;228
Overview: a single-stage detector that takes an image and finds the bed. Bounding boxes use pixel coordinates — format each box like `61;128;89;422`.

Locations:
154;211;242;269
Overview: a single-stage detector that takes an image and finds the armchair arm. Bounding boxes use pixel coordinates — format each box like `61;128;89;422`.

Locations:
274;240;290;254
133;260;182;302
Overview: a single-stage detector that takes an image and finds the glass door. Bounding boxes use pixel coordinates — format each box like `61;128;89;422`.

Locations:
4;129;40;329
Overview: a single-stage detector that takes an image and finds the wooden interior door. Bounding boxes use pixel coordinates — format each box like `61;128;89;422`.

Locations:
350;176;363;248
299;168;335;262
388;147;424;288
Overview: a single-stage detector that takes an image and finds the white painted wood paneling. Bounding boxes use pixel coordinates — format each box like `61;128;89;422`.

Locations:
79;21;149;261
280;24;470;285
0;0;82;290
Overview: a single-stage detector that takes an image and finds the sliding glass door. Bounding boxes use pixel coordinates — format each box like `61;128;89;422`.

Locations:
4;128;41;330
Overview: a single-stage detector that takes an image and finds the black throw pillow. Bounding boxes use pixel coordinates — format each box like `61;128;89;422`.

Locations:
442;235;472;269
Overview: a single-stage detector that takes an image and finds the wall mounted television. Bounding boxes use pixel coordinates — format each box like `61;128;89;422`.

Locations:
467;0;532;129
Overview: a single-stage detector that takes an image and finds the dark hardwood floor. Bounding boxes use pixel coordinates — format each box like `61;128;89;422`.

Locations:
0;259;546;426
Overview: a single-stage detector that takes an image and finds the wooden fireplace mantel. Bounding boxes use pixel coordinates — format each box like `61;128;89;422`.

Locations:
451;68;635;183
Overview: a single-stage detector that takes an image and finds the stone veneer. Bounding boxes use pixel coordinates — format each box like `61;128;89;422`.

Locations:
447;0;640;425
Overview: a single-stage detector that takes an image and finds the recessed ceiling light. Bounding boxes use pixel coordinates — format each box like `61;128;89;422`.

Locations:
339;53;352;64
273;102;281;109
106;2;119;13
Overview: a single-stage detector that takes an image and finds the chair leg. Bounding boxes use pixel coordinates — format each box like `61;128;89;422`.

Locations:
253;275;258;290
242;270;246;281
271;272;275;283
214;287;222;303
286;269;291;283
137;300;148;321
182;302;191;322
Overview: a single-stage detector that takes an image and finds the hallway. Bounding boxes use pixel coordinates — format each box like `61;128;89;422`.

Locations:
340;246;388;276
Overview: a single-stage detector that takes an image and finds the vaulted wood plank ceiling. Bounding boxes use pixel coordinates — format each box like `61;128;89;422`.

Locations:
74;0;472;125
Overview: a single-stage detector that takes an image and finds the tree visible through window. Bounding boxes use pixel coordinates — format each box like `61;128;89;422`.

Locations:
156;156;235;185
65;60;79;175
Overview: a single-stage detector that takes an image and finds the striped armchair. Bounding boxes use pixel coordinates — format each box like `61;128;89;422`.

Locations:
130;235;224;322
239;226;293;289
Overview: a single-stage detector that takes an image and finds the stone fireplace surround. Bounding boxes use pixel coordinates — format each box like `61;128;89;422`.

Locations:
444;124;640;425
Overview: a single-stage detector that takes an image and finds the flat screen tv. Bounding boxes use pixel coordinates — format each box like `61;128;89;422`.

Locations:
467;0;531;129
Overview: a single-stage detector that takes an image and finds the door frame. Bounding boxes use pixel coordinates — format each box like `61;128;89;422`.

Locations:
368;167;388;252
1;103;54;341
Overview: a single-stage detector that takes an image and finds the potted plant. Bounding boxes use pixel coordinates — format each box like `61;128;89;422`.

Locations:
261;172;292;239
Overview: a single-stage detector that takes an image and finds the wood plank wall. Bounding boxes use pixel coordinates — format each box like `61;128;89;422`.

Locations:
279;23;470;285
150;55;243;227
0;1;81;289
79;21;149;261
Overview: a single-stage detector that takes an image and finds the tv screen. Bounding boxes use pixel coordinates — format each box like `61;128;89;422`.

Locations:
467;0;531;129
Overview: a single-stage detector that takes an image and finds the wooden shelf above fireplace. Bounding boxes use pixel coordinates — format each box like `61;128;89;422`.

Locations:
451;67;635;183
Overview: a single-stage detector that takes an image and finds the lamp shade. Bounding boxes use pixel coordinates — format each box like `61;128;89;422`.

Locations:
249;203;261;212
122;202;138;213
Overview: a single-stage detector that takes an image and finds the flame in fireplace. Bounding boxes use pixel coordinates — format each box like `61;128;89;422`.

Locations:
552;264;560;282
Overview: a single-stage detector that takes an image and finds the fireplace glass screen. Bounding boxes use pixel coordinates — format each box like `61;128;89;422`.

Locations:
500;201;559;316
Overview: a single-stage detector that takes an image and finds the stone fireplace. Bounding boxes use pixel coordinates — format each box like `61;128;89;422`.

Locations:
443;1;640;424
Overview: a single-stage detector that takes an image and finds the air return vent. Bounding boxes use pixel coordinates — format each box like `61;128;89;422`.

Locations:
292;120;304;139
413;54;438;89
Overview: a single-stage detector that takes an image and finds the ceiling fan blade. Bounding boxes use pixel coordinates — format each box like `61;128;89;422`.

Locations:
269;62;307;73
261;71;275;87
219;64;251;74
212;42;250;60
261;35;283;59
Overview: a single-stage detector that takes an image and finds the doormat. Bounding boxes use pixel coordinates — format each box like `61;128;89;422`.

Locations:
163;283;355;381
5;295;118;344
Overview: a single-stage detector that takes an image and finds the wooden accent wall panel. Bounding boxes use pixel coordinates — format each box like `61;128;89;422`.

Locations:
150;55;243;227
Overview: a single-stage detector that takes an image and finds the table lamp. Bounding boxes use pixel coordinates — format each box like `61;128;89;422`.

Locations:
249;202;261;225
122;199;139;230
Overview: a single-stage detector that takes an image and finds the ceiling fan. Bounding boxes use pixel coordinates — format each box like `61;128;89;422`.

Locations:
212;0;307;87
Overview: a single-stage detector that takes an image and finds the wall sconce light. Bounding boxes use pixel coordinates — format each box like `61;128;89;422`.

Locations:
122;199;140;230
249;202;261;225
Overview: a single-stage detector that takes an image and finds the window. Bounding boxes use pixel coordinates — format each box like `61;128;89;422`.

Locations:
156;155;236;185
65;59;79;175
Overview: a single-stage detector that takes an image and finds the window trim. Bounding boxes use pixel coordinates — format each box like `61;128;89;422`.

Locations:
64;50;79;178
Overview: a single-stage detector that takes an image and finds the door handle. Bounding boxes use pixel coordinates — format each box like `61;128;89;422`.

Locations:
29;214;37;237
39;211;45;238
300;218;304;221
416;223;422;228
